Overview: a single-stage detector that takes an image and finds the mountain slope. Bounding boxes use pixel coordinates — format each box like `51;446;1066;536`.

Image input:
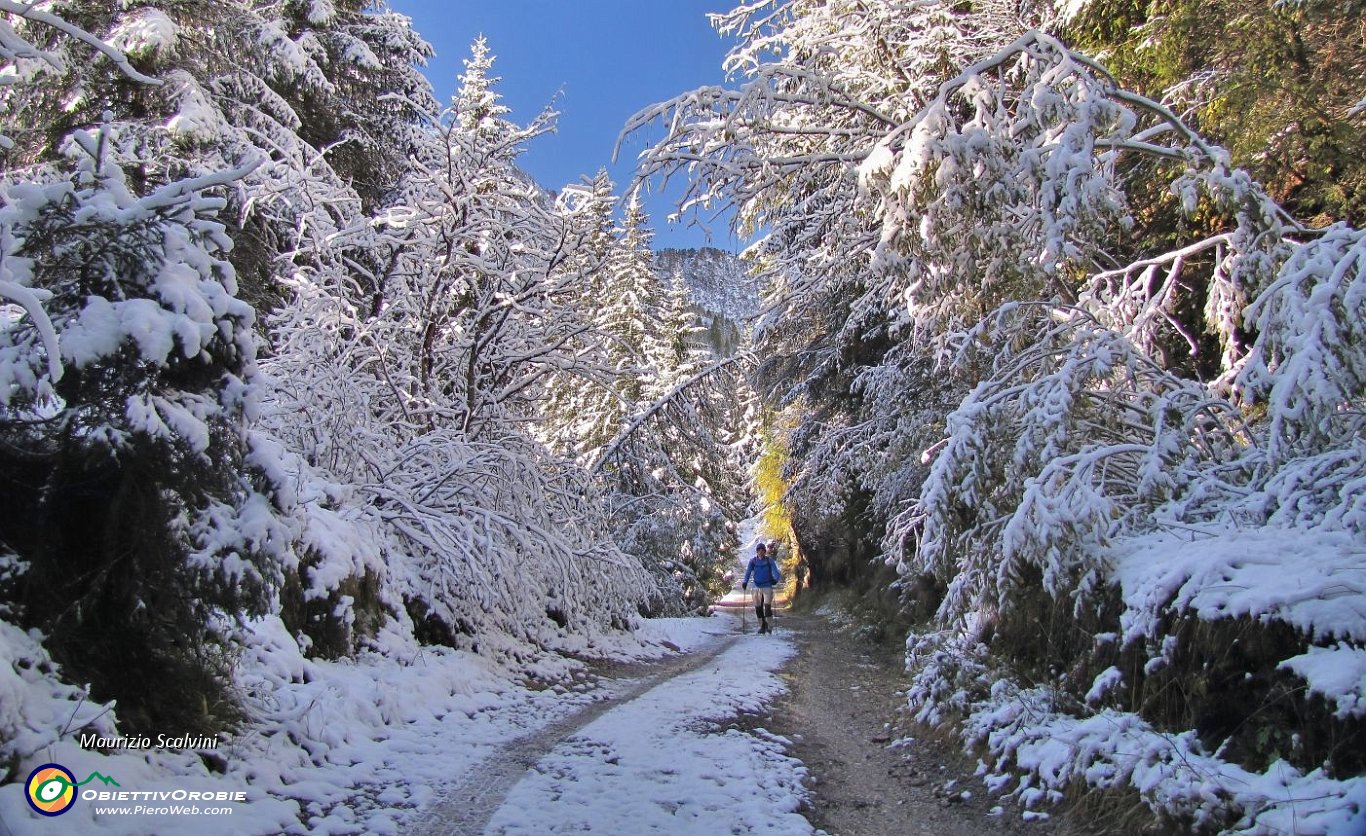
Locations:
655;247;762;356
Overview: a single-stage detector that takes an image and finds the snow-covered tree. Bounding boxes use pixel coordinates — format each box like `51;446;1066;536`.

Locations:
606;190;664;384
1069;0;1366;226
0;0;435;310
589;348;754;615
653;266;705;390
631;0;1366;828
535;176;750;613
592;193;751;610
622;0;1038;610
259;38;652;651
0;122;278;734
537;172;638;461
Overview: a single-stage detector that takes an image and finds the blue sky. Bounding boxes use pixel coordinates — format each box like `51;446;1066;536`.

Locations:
389;0;742;252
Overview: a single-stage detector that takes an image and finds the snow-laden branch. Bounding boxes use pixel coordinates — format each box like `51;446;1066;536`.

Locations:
590;351;752;477
618;2;1366;827
0;0;161;85
0;279;58;384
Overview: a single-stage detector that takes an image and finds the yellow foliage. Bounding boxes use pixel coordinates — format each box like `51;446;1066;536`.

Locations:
753;404;803;599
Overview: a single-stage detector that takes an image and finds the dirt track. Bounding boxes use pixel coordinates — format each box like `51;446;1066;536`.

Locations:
415;601;1056;835
765;610;1055;836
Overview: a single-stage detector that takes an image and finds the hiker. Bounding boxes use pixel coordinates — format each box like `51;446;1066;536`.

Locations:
742;542;781;634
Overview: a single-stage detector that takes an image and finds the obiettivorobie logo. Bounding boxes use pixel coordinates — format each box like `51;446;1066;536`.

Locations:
23;763;245;819
24;764;119;816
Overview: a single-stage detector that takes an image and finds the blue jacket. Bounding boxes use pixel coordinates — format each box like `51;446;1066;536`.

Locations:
743;555;781;588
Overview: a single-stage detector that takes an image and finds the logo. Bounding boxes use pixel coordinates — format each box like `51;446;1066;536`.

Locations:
24;764;120;817
25;764;76;817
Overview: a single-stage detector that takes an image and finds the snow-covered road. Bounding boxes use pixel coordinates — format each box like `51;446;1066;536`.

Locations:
417;619;811;834
489;631;807;834
1;523;814;836
0;613;814;836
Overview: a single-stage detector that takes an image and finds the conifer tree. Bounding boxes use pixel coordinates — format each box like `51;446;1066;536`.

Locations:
0;0;435;301
0;120;276;734
538;170;627;460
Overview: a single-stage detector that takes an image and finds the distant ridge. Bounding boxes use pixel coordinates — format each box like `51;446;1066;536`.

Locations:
655;248;764;357
655;247;763;323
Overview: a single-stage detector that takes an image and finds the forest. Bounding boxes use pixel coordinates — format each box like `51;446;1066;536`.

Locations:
1;0;1363;833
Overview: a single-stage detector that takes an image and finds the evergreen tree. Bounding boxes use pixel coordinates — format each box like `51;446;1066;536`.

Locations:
0;122;276;734
591;195;750;611
537;170;624;460
0;0;435;309
653;267;705;391
1067;0;1366;226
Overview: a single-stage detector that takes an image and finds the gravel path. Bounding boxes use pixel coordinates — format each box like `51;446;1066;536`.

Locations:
766;610;1054;836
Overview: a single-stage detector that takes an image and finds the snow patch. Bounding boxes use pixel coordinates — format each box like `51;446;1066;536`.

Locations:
1109;527;1366;645
0;616;755;834
968;687;1366;835
1280;643;1366;719
109;8;178;63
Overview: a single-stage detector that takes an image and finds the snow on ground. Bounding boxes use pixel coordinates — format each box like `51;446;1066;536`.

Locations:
0;614;759;835
1280;643;1366;720
486;619;810;834
1109;526;1366;646
958;524;1366;835
968;685;1366;835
